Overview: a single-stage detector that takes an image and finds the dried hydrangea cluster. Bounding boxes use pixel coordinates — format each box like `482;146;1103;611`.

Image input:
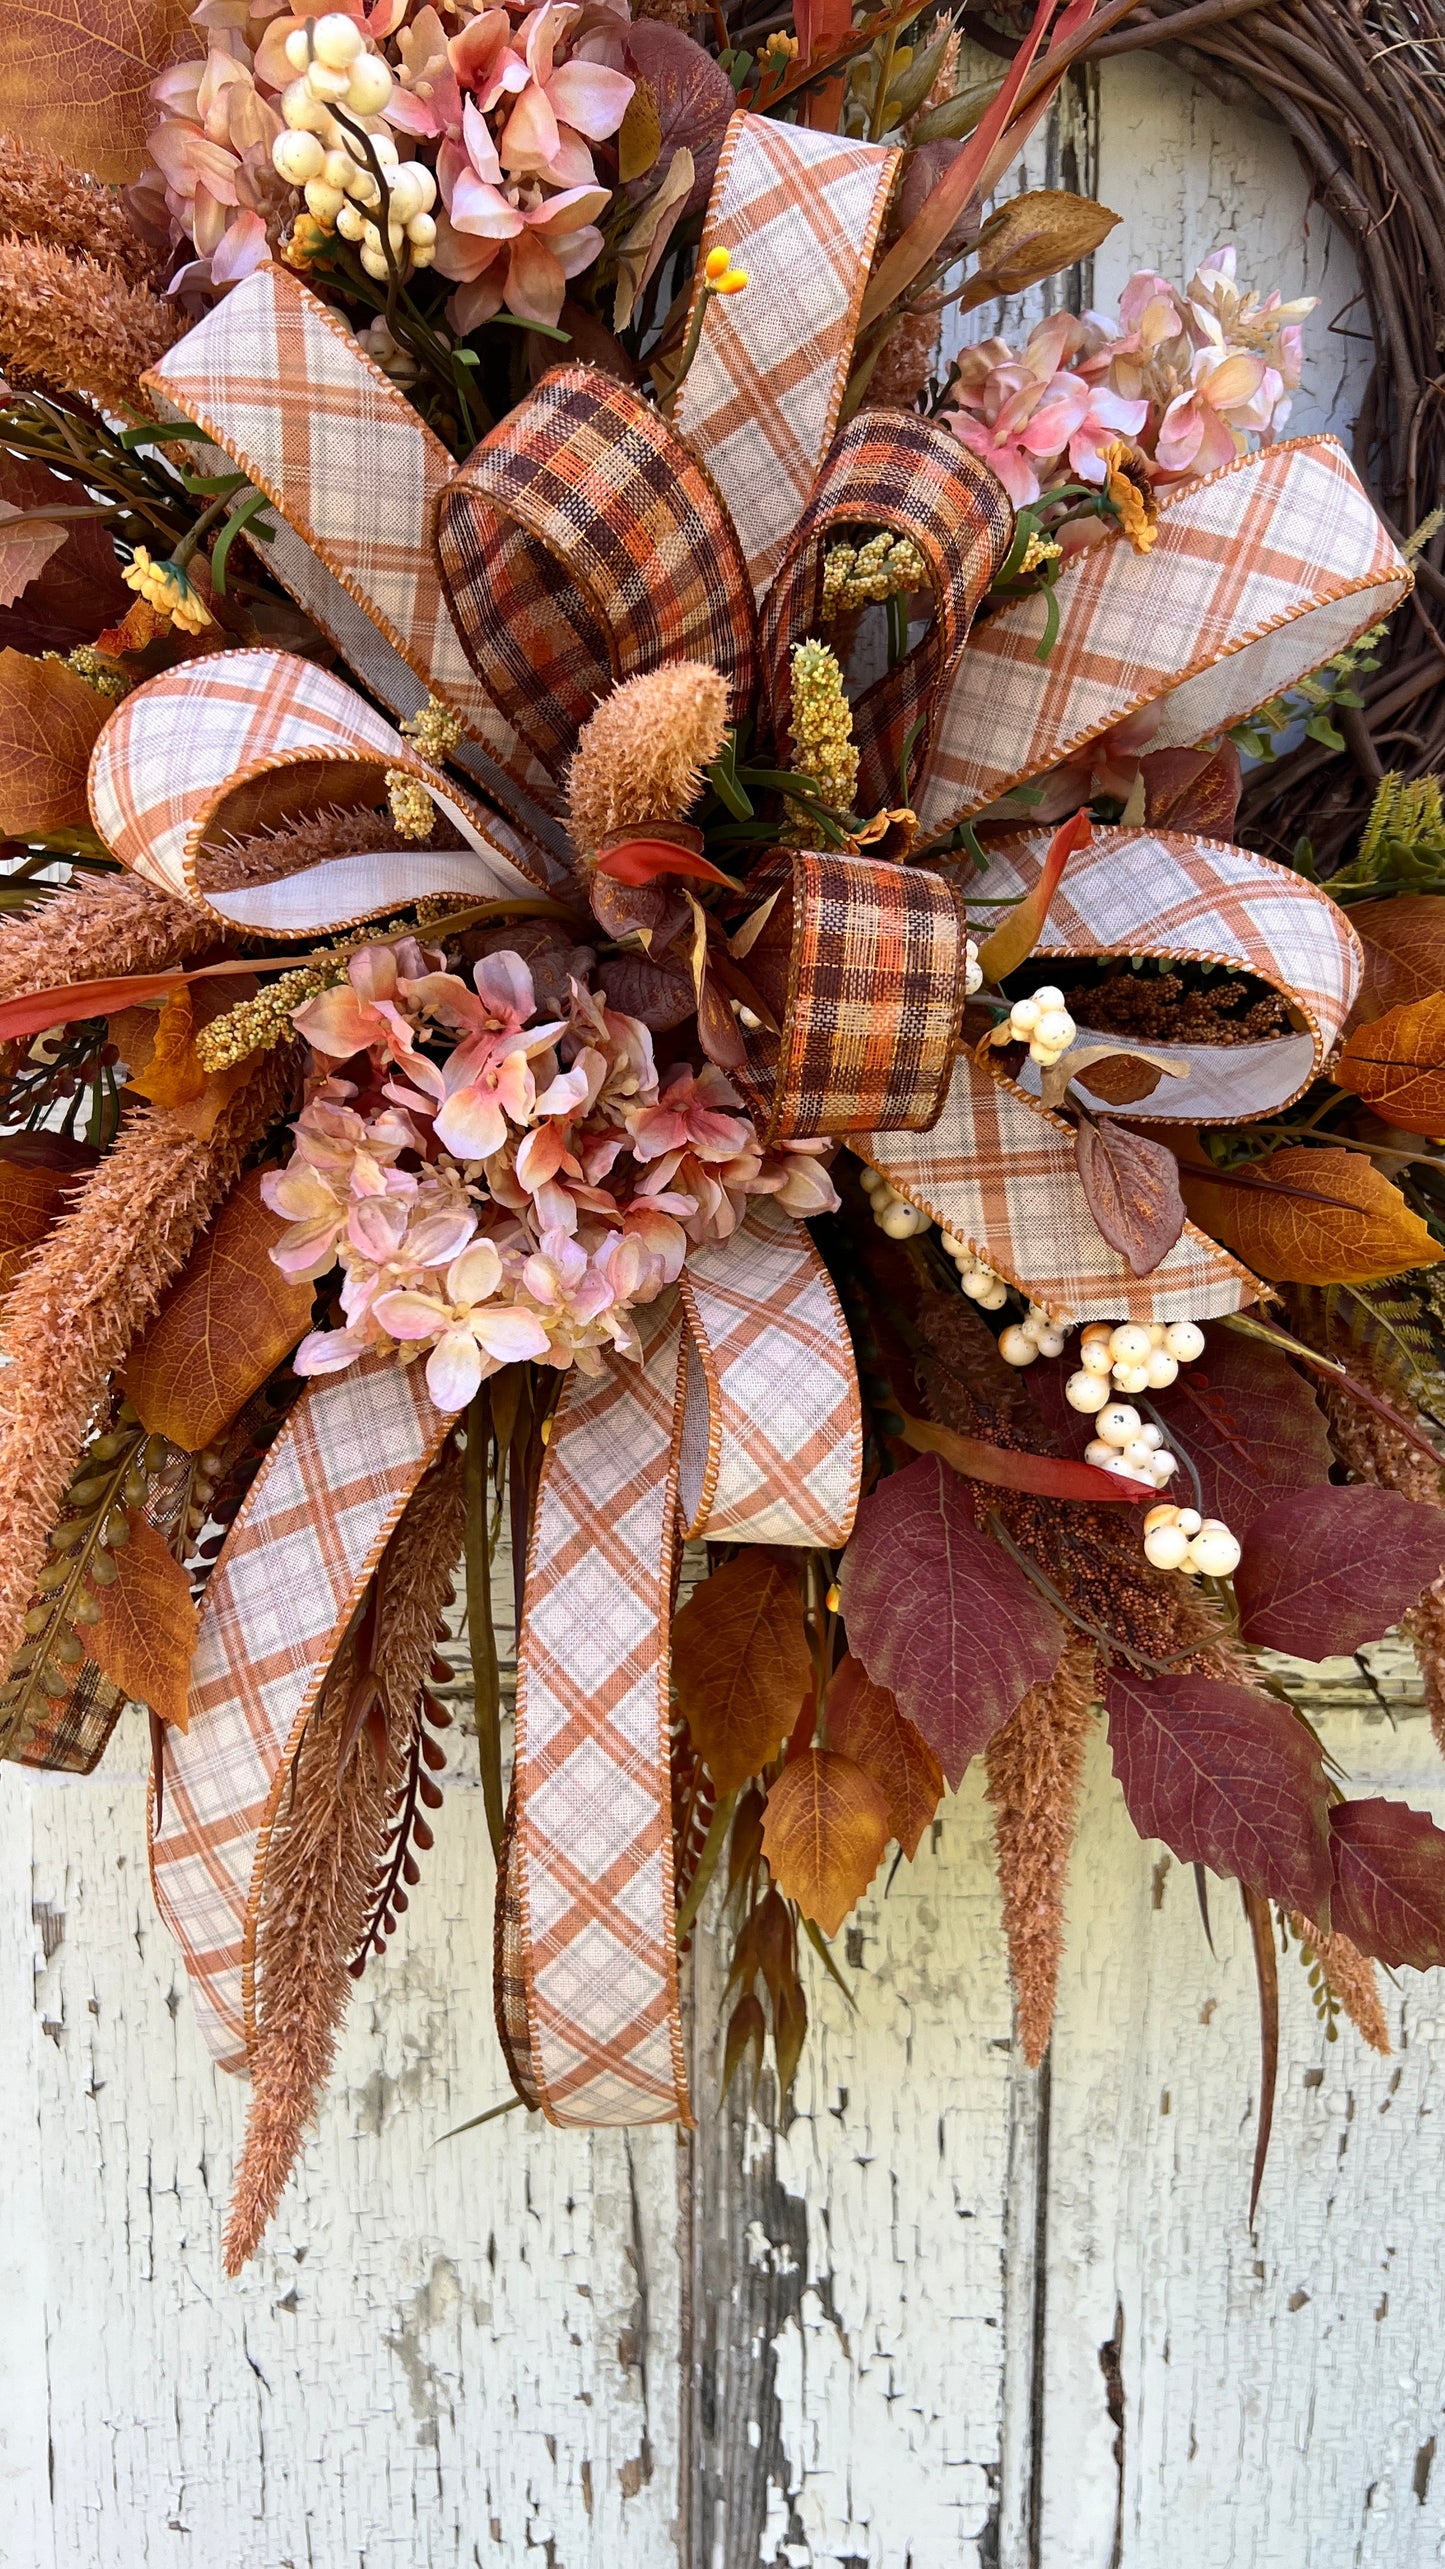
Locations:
265;937;835;1408
943;249;1315;514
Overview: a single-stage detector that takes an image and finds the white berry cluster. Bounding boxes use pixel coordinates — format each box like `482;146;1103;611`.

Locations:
860;1166;930;1241
1065;1317;1204;1408
1080;1401;1179;1491
964;936;983;997
272;17;438;280
940;1233;1010;1311
1142;1503;1242;1577
989;983;1076;1068
997;1306;1068;1363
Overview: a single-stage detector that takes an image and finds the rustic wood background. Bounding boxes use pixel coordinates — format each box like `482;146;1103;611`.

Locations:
1;50;1436;2569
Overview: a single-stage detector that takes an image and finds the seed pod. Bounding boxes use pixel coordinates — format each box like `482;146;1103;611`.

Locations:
90;1432;126;1462
68;1473;113;1508
54;1631;83;1666
100;1508;130;1548
143;1436;170;1474
124;1469;149;1508
88;1553;120;1587
23;1604;51;1636
48;1517;88;1552
72;1591;102;1627
36;1560;70;1593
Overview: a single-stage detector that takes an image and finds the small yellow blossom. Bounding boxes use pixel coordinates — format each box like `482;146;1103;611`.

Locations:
764;30;799;61
1016;529;1062;577
387;767;436;842
787;638;858;843
1102;439;1159;555
703;242;748;296
400;695;464;764
121;547;213;633
821;531;926;618
62;645;129;700
282;210;336;270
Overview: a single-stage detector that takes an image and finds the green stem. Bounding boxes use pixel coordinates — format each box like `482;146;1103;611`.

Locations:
465;1385;505;1862
659;281;715;417
170;488;234;571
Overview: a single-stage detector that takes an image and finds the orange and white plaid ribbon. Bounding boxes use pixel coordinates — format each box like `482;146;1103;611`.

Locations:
149;1355;452;2071
501;1198;860;2127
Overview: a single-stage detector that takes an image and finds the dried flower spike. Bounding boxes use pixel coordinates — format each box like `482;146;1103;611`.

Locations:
787;638;858;841
566;662;729;862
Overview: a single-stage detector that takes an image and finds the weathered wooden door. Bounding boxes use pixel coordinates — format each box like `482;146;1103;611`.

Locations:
2;52;1439;2569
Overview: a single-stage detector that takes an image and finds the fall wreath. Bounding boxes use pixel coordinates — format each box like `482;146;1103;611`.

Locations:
0;0;1441;2265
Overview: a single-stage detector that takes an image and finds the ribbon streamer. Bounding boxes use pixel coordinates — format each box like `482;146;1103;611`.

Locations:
149;1356;452;2071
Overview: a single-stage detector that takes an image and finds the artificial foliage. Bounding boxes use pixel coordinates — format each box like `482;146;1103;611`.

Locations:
0;0;1443;2261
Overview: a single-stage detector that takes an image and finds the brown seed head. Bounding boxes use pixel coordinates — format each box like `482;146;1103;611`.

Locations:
566;661;729;864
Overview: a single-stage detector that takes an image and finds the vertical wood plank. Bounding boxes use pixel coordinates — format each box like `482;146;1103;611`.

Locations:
686;1770;1015;2567
1038;1678;1445;2569
0;1708;683;2567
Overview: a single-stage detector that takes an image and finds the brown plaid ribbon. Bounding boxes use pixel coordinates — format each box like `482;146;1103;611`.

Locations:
759;411;1014;814
435;365;760;780
735;849;972;1142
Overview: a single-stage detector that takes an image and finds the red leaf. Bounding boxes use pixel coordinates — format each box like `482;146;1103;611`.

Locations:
839;1454;1063;1787
1033;1324;1333;1537
1232;1485;1445;1658
1073;1117;1186;1276
1105;1669;1332;1919
595;836;739;888
899;1410;1148;1503
0;958;255;1045
1330;1799;1445;1970
977;809;1091;984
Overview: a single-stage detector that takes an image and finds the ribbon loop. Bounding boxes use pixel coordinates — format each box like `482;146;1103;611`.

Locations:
434;365;758;781
922;437;1412;835
673;114;900;598
967;824;1362;1123
735;848;971;1141
760;412;1014;814
88;648;546;937
143;267;525;786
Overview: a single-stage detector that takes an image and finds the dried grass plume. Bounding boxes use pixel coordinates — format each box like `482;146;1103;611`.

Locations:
0;238;183;417
986;1636;1097;2066
0;871;217;1005
223;1447;466;2272
566;660;729;861
0;134;161;279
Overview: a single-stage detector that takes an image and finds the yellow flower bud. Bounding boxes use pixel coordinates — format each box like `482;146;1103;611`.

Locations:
704;245;732;283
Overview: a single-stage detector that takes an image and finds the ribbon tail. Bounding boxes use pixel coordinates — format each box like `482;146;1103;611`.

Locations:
150;1356;453;2071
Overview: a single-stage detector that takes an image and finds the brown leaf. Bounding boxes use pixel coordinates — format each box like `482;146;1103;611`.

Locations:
1039;1038;1183;1112
0;646;110;834
0;506;69;609
618;77;662;180
0;455;131;653
123;1167;314;1452
825;1655;942;1861
1139;742;1243;838
1333;992;1445;1135
671;1552;812;1794
0;1132;94;1297
1067;1051;1164;1106
82;1508;198;1727
1349;897;1445;1025
1074;1117;1187;1275
1179;1143;1441;1285
0;0;195;183
958;188;1120;311
760;1749;890;1935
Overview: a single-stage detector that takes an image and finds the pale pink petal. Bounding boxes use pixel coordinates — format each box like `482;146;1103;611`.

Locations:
555;219;603;278
474;947;535;1022
449;167;521;236
426;1328;484;1410
499;81;561;170
372;1288;450;1340
544;58;632;138
293;1325;368;1376
447;1239;504;1303
523;181;612;235
210;210;269;286
348;1195;412;1260
471;1306;553;1361
292;984;382;1057
461;92;505;185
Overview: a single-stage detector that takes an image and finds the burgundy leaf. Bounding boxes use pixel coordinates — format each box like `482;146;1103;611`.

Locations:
595;950;696;1029
1102;1324;1331;1536
1105;1669;1332;1918
839;1454;1062;1787
1073;1116;1186;1276
0;455;129;655
1233;1485;1445;1657
621;23;735;208
478;922;595;1018
1330;1798;1445;1970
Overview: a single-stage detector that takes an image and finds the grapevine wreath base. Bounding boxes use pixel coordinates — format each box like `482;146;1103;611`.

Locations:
0;0;1443;2267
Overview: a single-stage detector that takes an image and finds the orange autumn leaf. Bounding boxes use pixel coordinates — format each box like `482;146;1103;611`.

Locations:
125;978;258;1137
1348;898;1445;1024
1333;993;1445;1136
1180;1144;1440;1286
0;0;194;183
0;646;110;834
761;1749;891;1936
825;1654;943;1860
671;1552;812;1794
82;1509;198;1728
123;1167;315;1452
0;1135;93;1298
126;987;209;1109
